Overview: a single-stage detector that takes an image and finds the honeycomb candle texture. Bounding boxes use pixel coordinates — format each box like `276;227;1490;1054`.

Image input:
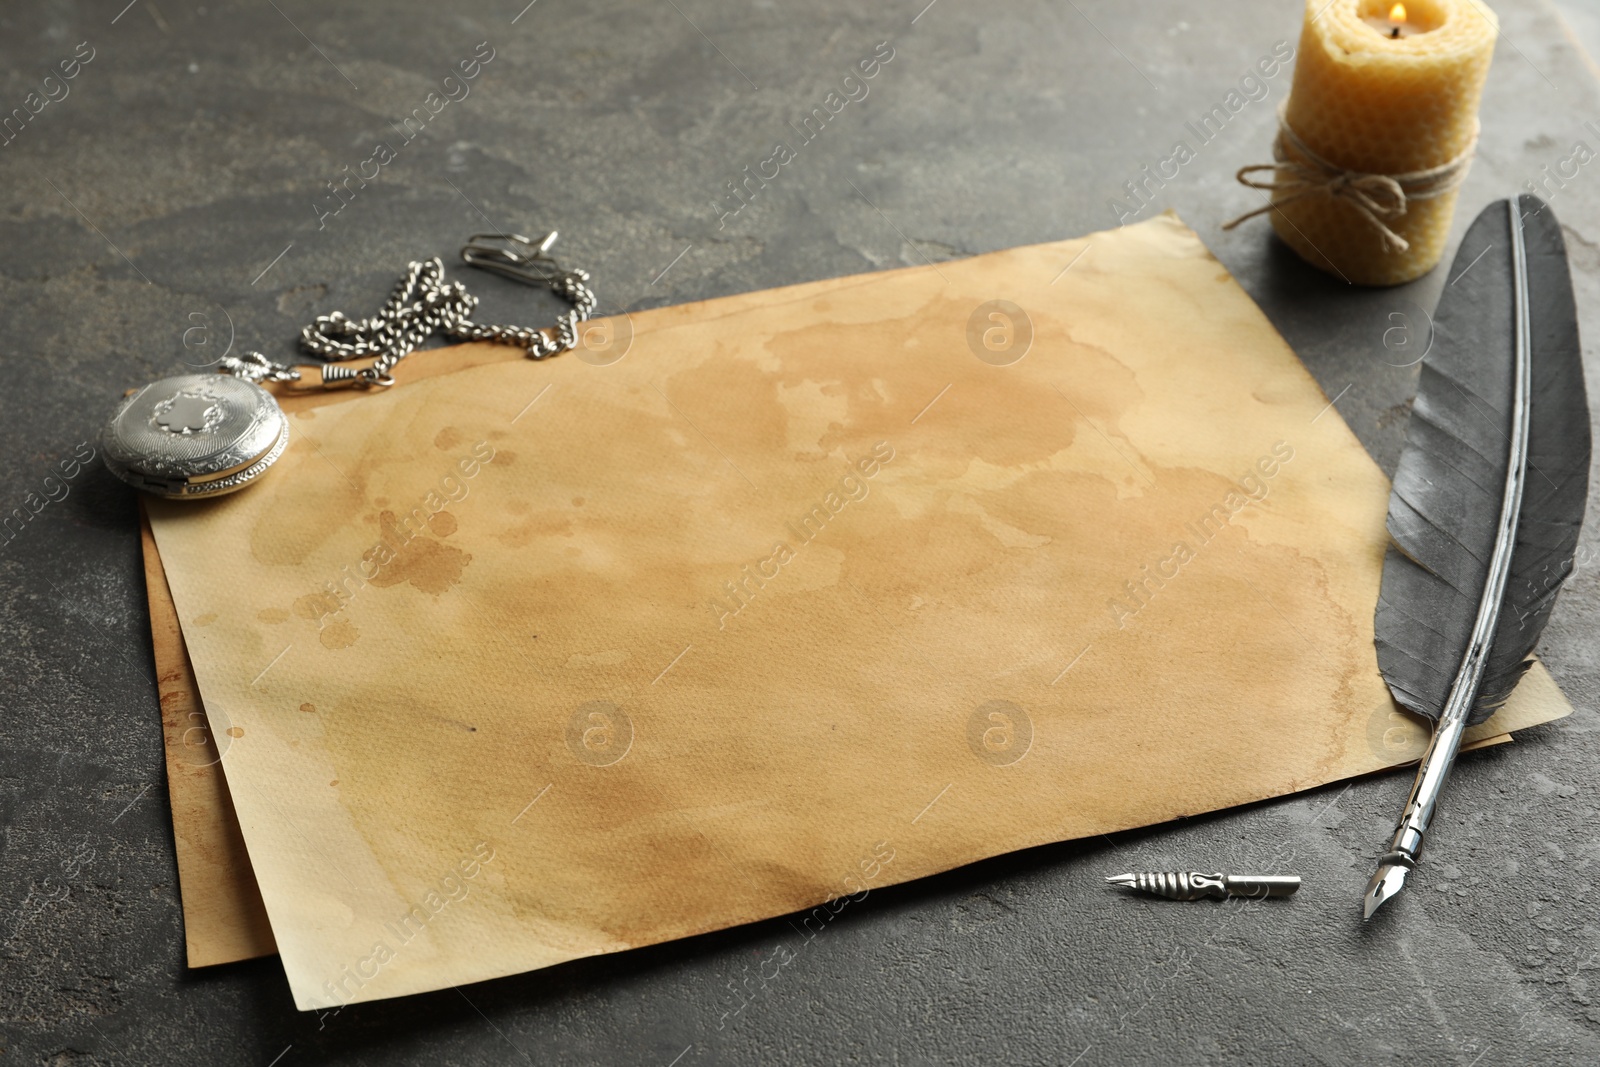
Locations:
1268;0;1497;286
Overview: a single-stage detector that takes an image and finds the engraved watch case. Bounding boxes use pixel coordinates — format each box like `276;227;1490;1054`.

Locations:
101;374;289;499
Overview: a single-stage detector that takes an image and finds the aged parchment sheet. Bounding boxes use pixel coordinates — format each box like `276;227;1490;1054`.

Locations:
147;213;1569;1005
142;513;277;966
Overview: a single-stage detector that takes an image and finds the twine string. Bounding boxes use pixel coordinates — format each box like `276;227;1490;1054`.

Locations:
1222;101;1479;254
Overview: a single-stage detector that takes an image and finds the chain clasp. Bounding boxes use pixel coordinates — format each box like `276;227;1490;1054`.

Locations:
461;231;574;290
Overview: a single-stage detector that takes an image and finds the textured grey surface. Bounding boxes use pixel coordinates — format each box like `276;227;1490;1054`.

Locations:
3;1;1600;1064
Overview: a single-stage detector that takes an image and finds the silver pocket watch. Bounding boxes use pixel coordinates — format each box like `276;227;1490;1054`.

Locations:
102;232;596;499
102;374;291;499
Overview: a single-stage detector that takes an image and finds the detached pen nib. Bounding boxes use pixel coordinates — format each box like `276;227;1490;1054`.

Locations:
1363;860;1411;920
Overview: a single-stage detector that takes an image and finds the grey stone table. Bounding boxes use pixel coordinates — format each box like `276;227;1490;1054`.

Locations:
4;1;1600;1063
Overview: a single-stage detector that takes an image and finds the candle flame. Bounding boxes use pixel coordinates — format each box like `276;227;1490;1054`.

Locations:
1390;2;1407;22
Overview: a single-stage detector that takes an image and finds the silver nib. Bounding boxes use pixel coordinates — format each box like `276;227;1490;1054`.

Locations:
1106;871;1300;901
1362;857;1412;920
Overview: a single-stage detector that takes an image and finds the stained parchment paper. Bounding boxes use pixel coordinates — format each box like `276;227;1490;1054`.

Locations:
147;213;1570;1006
142;512;277;966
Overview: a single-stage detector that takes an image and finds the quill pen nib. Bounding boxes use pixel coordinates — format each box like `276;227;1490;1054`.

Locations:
1362;858;1412;920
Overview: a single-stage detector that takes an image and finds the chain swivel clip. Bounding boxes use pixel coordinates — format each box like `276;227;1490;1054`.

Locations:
461;231;582;291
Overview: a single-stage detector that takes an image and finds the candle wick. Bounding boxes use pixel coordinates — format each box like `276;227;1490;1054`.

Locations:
1390;25;1400;37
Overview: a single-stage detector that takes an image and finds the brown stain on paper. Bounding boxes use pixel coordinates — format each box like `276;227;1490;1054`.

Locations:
365;510;472;596
319;619;359;650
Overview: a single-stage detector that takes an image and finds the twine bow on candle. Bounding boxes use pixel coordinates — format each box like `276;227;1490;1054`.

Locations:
1223;102;1479;254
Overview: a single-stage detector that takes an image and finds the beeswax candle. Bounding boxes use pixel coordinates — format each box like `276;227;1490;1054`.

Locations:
1266;0;1497;285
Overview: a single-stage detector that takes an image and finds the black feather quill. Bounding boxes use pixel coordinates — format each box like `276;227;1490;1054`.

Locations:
1363;197;1590;918
1375;195;1589;726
